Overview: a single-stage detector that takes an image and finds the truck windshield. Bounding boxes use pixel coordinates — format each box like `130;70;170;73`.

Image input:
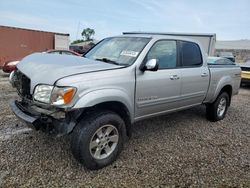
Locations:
84;37;150;66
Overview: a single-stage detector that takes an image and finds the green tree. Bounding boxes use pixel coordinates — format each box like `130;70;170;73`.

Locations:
71;39;84;45
81;28;95;41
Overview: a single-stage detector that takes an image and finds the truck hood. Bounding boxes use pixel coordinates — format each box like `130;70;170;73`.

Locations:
17;53;123;90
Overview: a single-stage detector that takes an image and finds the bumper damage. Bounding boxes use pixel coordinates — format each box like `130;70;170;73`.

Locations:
10;100;38;124
9;100;79;136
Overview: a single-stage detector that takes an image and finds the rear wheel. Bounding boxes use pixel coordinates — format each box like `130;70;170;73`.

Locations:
206;92;230;122
71;110;125;170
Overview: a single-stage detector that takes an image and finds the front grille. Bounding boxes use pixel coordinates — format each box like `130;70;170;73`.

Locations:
13;70;32;99
241;67;250;72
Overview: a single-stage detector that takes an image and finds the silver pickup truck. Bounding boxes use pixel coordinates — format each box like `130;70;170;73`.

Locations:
9;33;241;170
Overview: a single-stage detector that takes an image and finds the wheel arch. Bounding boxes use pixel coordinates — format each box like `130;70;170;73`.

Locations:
75;101;133;138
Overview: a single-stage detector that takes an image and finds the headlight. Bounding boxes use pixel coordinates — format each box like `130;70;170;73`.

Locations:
33;85;76;105
51;86;76;106
34;85;53;103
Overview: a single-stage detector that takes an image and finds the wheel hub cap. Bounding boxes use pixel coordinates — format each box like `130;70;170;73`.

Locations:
217;97;226;117
89;124;119;160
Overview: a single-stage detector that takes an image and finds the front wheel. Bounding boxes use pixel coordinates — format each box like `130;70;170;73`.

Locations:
71;110;125;170
206;92;230;122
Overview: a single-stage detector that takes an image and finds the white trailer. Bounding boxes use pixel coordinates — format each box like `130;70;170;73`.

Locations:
54;34;70;50
123;32;216;56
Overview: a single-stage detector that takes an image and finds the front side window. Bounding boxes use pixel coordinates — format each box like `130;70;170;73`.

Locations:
181;41;202;67
85;37;150;66
146;40;177;69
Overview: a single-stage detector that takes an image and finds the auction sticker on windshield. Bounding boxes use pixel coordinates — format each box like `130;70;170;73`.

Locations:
120;50;139;57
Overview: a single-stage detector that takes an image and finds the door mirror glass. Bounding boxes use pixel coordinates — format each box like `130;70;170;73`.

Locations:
144;59;159;71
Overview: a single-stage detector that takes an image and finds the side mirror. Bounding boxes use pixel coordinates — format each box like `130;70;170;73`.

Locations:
142;59;159;71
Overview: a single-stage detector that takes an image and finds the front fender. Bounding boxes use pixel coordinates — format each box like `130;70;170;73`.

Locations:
73;88;134;117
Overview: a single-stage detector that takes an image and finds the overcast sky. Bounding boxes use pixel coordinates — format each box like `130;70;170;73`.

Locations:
0;0;249;41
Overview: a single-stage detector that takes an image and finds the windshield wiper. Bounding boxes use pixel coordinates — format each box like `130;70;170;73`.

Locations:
95;58;120;65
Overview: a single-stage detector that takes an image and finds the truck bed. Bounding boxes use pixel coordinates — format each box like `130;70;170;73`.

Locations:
204;64;241;103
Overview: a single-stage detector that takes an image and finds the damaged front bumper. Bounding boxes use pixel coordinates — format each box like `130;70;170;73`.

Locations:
9;100;79;136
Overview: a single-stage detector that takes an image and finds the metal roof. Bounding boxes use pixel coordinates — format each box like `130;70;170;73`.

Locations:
216;40;250;50
0;25;69;36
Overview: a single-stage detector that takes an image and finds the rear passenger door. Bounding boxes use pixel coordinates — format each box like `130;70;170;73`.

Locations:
179;41;209;106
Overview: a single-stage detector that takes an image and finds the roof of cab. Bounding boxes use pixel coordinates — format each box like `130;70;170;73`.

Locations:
123;31;216;37
117;33;204;47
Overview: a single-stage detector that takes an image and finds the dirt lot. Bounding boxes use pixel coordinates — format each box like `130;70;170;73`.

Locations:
0;70;249;187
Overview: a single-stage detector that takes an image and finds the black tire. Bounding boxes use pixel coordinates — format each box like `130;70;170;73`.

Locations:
71;110;125;170
206;92;230;122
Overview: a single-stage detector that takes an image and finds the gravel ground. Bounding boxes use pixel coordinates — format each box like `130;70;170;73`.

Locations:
0;70;249;187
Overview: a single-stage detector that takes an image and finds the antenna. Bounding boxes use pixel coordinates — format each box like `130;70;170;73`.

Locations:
75;21;80;40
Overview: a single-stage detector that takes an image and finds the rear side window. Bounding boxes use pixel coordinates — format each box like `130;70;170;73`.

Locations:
180;41;202;67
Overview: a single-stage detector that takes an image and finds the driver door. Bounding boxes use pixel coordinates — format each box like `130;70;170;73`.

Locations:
135;40;181;119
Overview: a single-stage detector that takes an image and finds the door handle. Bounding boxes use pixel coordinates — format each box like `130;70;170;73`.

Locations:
170;75;180;80
201;73;208;77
